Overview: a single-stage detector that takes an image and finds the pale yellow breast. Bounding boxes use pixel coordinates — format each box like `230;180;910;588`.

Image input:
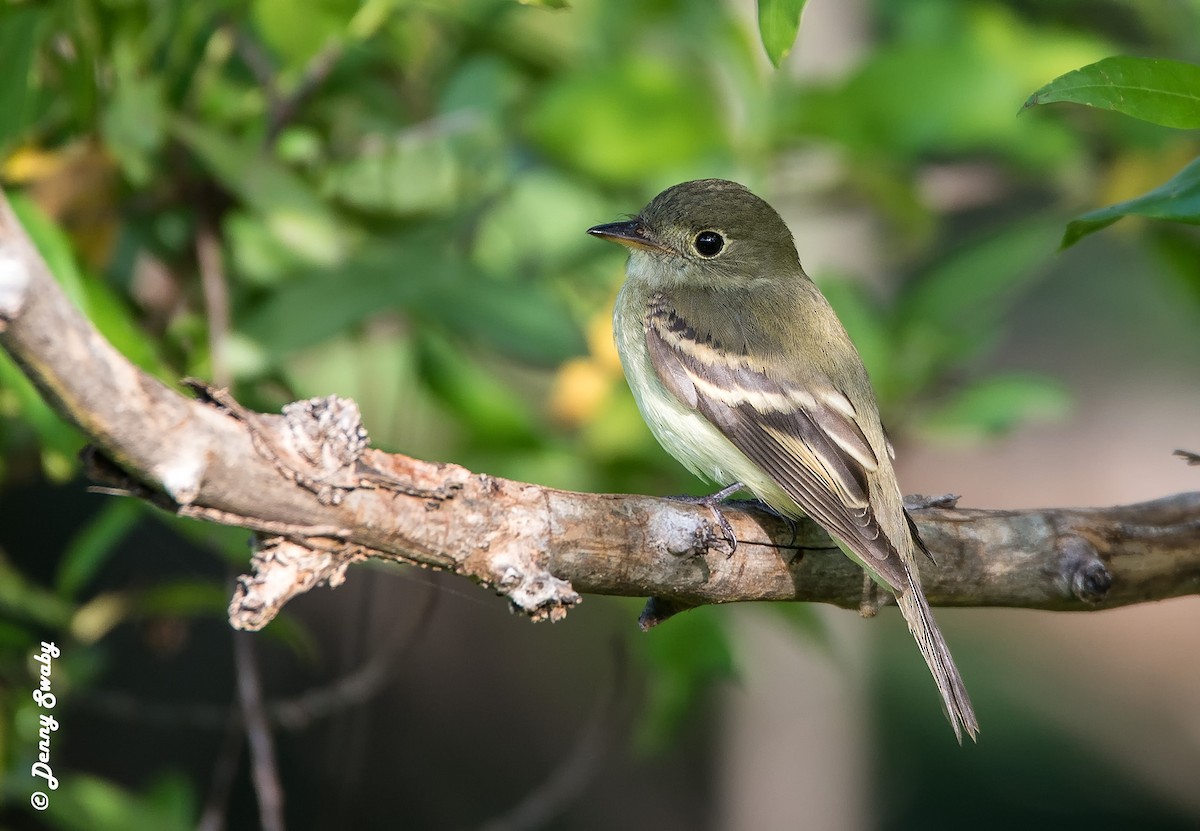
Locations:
613;281;796;510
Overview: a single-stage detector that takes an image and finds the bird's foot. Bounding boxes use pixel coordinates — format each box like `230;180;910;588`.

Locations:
1174;449;1200;465
723;497;806;560
903;492;960;510
859;571;883;618
670;482;744;554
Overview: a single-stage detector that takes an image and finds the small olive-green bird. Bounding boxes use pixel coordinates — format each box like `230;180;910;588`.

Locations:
589;178;978;742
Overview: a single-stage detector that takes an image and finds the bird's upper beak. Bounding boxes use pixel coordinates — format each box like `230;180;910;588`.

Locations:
587;219;672;254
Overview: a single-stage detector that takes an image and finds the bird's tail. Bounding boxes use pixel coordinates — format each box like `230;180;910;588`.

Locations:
894;570;979;743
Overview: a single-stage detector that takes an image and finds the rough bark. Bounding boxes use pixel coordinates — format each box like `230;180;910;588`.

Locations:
2;188;1199;631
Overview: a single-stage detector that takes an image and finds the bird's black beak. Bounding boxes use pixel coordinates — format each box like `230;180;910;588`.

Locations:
587;219;671;254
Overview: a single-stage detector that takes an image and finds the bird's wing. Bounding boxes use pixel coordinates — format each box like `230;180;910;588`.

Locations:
644;295;908;591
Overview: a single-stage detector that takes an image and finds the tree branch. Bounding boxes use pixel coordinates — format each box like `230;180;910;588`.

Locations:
2;187;1199;630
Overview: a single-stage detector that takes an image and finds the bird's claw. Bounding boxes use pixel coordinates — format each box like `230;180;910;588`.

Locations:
904;492;960;510
859;571;883;618
670;482;744;555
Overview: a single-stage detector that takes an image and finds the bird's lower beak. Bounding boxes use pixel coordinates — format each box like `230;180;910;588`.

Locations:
587;219;671;254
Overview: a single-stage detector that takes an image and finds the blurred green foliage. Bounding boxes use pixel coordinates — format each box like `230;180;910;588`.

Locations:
33;773;194;831
2;0;1200;826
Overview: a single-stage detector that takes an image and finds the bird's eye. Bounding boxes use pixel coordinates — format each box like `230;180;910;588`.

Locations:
693;231;725;258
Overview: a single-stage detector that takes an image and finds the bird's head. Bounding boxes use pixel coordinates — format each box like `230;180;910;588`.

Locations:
588;179;802;289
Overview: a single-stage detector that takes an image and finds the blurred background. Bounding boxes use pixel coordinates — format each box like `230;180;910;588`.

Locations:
2;0;1200;828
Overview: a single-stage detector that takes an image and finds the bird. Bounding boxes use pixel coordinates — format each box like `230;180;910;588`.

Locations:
588;178;978;741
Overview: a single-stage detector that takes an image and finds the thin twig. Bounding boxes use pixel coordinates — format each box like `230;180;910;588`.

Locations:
196;705;246;831
274;577;439;729
228;24;343;147
234;632;286;831
77;576;439;729
318;574;378;831
196;221;231;388
266;44;343;144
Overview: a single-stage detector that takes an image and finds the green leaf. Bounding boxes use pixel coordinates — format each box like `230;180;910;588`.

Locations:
896;221;1059;391
252;0;357;68
0;353;85;480
170;117;349;265
323;128;459;217
134;580;231;618
282;330;454;455
9;195;89;310
0;556;74;629
415;333;537;444
919;374;1069;441
470;170;610;278
39;774;194;831
101;37;166;186
223;209;307;287
11;195;167;378
79;276;169;378
1062;155;1200;248
902;222;1059;332
0;199;165;480
320;114;503;218
527;56;727;185
0;5;44;149
791;6;1102;170
757;0;807;67
56;501;143;598
440;55;526;119
1024;56;1200;129
239;231;584;366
